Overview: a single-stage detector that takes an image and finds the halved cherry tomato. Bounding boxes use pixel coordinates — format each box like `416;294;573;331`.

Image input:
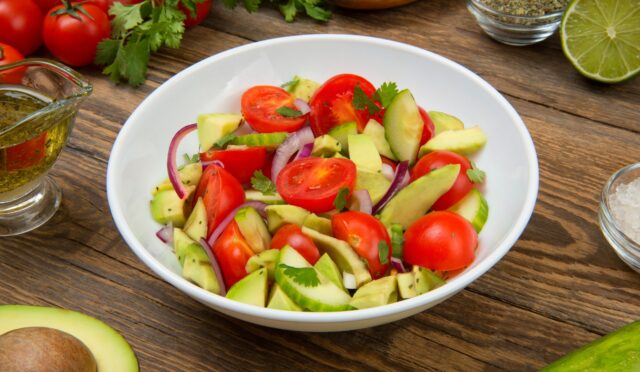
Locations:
200;146;267;184
194;165;245;237
0;42;24;84
309;74;376;135
411;150;473;210
5;132;47;171
271;224;320;264
418;107;435;146
241;86;306;133
404;211;477;271
261;151;275;180
276;157;357;213
332;211;391;279
212;220;254;288
179;0;212;28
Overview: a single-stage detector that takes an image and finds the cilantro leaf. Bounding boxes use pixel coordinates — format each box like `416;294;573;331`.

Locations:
123;38;151;87
281;75;301;91
95;39;121;66
300;0;331;21
276;106;303;117
184;153;200;164
251;171;276;195
243;0;261;12
333;187;350;211
280;264;320;287
352;84;380;115
467;161;486;184
179;0;207;18
109;1;146;36
378;240;389;265
374;82;399;108
390;224;404;258
214;133;237;148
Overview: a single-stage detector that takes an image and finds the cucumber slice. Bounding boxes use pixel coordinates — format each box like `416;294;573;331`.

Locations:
383;89;423;165
447;189;489;233
231;132;288;149
275;246;353;312
328;121;357;155
245;190;285;205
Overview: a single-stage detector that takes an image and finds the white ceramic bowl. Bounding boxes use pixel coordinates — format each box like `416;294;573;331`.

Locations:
107;35;538;332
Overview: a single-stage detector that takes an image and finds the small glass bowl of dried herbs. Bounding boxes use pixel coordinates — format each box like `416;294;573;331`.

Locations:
467;0;568;46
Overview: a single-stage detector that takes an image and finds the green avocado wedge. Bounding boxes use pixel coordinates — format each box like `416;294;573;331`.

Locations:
226;268;269;307
275;246;353;312
0;305;138;372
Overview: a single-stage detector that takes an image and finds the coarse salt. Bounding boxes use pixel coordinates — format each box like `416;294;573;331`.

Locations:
610;177;640;245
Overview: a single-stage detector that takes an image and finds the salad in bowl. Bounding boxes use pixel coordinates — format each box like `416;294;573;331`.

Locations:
150;72;489;312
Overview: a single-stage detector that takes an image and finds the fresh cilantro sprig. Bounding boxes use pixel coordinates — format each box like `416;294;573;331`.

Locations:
276;106;303;117
251;171;276;195
333;187;350;211
183;153;200;164
467;161;486;183
281;76;301;92
352;85;380;115
374;82;399;108
378;240;389;265
280;264;320;287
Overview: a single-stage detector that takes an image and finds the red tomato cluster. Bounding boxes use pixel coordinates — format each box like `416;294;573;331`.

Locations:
0;0;211;72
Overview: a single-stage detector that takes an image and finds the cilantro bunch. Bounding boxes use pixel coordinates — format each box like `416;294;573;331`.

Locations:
222;0;331;22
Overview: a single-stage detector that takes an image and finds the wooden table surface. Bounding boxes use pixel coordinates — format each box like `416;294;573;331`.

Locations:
2;0;640;370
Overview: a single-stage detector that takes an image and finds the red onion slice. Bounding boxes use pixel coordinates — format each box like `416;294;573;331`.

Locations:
271;127;314;183
372;161;410;214
349;189;373;214
206;201;268;247
381;163;395;181
293;142;314;161
200;159;224;169
155;224;173;244
390;257;408;273
234;120;255;136
167;123;198;199
200;239;227;296
294;99;311;115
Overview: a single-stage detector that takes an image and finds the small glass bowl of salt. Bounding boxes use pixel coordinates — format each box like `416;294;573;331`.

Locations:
599;163;640;273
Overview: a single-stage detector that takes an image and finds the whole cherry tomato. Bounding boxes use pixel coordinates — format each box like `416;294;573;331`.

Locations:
332;211;391;278
179;0;213;28
43;2;111;67
212;220;255;288
0;42;24;84
271;224;320;265
411;150;473;210
0;0;44;55
403;211;477;271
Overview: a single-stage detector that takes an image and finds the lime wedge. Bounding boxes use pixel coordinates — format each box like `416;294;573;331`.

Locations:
560;0;640;83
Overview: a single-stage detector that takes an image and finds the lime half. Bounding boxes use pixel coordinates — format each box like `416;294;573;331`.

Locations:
561;0;640;83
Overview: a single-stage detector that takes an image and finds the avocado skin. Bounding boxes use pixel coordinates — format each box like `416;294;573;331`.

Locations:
0;305;138;372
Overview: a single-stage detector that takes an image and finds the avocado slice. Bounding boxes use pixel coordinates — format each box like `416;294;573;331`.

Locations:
150;186;194;227
235;206;271;254
302;213;333;236
266;205;310;233
314;253;346;292
448;188;489;233
0;305;138;372
396;272;417;299
349;276;398;309
418;126;487;157
348;134;382;173
355;170;391;205
197;113;242;152
275;246;353;312
245;190;285;205
328;121;357;155
183;197;207;242
301;226;372;288
379;164;459;229
245;249;280;281
267;283;303;311
384;89;423;165
362;119;396;160
152;162;202;195
226;268;269;307
312;134;342;157
285;76;320;102
428;111;465;134
173;228;221;294
174;228;208;266
413;266;445;295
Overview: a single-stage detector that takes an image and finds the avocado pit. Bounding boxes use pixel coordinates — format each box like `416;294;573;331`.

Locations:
0;327;97;372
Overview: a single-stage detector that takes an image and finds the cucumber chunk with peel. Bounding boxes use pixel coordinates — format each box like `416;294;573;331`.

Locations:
448;188;489;233
383;89;423;165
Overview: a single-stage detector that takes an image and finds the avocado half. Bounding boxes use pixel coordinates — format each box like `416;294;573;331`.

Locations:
0;305;138;372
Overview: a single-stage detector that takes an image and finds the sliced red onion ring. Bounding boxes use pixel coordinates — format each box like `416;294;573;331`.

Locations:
349;190;373;214
372;161;410;214
381;163;395;181
343;272;357;290
168;123;198;199
200;159;224;169
271;127;314;183
206;201;268;247
200;239;227;296
155;224;173;244
294;99;311;115
234;120;255;136
390;257;408;273
294;142;314;161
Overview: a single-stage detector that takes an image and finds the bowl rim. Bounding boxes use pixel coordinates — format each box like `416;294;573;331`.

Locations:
107;34;539;324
